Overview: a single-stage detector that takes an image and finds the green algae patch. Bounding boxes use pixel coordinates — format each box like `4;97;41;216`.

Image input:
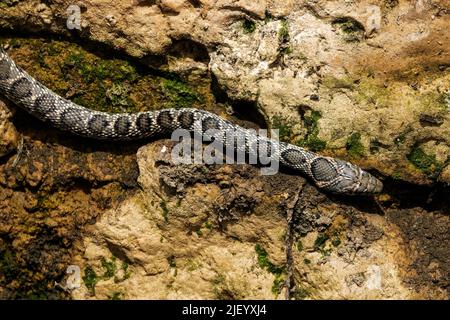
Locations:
313;233;329;251
1;37;206;114
101;256;117;280
418;91;450;113
255;244;285;296
243;18;257;34
0;247;18;285
271;115;294;143
279;19;290;41
346;133;365;158
160;200;169;222
407;147;443;177
296;111;327;152
292;287;310;300
272;111;326;152
107;292;122;300
278;19;292;55
161;78;203;109
332;17;365;42
391;171;402;180
323;74;392;109
83;265;98;294
355;80;391;108
296;240;303;252
255;244;283;275
322;75;355;90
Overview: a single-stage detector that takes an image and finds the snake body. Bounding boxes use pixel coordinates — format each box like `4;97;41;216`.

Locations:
0;48;382;194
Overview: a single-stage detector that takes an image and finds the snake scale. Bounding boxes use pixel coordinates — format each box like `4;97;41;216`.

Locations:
0;48;382;194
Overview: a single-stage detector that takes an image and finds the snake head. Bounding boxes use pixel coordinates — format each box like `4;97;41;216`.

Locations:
311;157;383;195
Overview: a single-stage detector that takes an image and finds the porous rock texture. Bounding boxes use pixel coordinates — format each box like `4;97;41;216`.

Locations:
0;0;449;299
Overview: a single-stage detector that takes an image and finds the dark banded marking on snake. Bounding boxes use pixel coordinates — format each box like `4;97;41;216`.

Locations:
202;116;220;132
88;114;109;135
114;116;131;136
157;110;174;130
178;111;194;129
11;77;33;99
136;113;153;132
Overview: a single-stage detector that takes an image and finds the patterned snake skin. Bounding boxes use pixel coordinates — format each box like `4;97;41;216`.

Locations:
0;48;382;194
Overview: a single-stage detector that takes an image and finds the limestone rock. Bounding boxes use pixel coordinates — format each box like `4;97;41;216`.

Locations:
0;101;19;158
0;0;449;300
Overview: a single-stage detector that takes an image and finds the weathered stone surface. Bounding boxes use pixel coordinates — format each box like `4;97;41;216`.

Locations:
0;101;19;158
0;0;449;299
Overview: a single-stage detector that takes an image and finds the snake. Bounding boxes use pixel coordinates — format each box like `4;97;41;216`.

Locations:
0;48;383;195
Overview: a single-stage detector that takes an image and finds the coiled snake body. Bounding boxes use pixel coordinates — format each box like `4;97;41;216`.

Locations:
0;48;382;194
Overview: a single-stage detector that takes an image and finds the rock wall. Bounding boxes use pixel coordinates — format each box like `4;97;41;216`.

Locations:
0;0;449;299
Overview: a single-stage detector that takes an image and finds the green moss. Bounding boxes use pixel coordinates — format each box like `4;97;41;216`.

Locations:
332;17;365;42
407;147;443;176
82;265;98;294
167;255;176;268
255;244;283;275
0;248;17;280
18;38;143;113
296;111;327;152
212;274;226;286
392;171;402;180
160;200;169;221
243;19;256;33
355;80;391;107
331;237;341;247
161;79;202;109
296;240;303;252
271;275;285;295
279;19;290;40
305;110;321;133
106;83;133;108
441;91;450;108
204;221;213;230
108;292;122;300
272;111;326;151
322;75;354;90
101;257;117;279
1;37;212;117
272;115;294;142
186;259;201;272
304;135;327;152
264;10;273;23
120;262;131;281
313;233;329;251
292;287;310;300
64;51;138;84
346;133;365;158
394;133;406;145
278;19;292;55
254;246;286;297
420;91;450;112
